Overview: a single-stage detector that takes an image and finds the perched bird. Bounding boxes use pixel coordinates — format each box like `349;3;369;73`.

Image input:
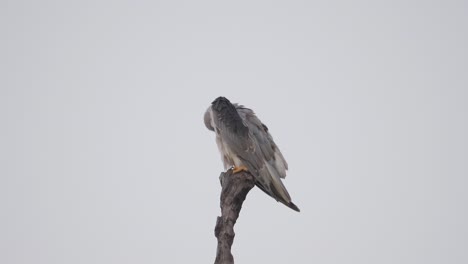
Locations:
204;96;300;212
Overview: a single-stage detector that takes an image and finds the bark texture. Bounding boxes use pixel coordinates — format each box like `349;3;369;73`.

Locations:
214;170;256;264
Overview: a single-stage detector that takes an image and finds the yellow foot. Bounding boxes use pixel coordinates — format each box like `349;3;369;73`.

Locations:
231;165;248;174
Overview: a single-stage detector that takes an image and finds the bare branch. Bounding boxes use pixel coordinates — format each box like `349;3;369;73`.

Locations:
214;170;256;264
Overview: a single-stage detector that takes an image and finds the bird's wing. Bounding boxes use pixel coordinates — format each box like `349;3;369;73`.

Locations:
235;105;299;212
235;105;288;177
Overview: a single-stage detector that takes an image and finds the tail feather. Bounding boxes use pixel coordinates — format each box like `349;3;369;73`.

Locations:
286;201;300;212
254;163;300;212
255;181;300;212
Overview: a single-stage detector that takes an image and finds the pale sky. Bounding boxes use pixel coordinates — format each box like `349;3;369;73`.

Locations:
1;1;467;264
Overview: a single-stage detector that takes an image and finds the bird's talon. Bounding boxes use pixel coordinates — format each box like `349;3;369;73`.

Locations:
232;166;248;174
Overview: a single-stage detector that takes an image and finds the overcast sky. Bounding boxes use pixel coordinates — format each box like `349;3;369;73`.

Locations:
1;1;467;264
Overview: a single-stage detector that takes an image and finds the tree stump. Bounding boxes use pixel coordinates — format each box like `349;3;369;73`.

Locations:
214;170;256;264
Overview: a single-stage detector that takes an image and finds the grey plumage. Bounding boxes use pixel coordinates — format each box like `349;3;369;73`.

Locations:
205;96;300;212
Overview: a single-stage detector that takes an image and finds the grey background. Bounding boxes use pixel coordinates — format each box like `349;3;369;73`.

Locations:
1;1;467;264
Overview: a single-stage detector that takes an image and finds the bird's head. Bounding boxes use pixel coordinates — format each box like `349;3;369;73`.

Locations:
204;107;215;131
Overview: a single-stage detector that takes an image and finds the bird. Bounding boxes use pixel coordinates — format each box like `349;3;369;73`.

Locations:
204;96;300;212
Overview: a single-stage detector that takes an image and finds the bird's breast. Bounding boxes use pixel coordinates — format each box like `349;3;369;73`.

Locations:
215;135;243;170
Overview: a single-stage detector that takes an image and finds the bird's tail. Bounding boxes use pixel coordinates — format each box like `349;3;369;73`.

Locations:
285;201;300;212
255;162;300;212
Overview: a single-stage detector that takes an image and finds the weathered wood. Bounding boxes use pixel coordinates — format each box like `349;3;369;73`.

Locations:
214;170;256;264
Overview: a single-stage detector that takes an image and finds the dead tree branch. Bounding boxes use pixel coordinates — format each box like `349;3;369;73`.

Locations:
214;170;256;264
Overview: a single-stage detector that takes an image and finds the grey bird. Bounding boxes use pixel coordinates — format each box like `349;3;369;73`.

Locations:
204;96;300;212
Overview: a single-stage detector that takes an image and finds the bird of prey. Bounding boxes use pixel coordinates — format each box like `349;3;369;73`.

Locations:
204;96;300;212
